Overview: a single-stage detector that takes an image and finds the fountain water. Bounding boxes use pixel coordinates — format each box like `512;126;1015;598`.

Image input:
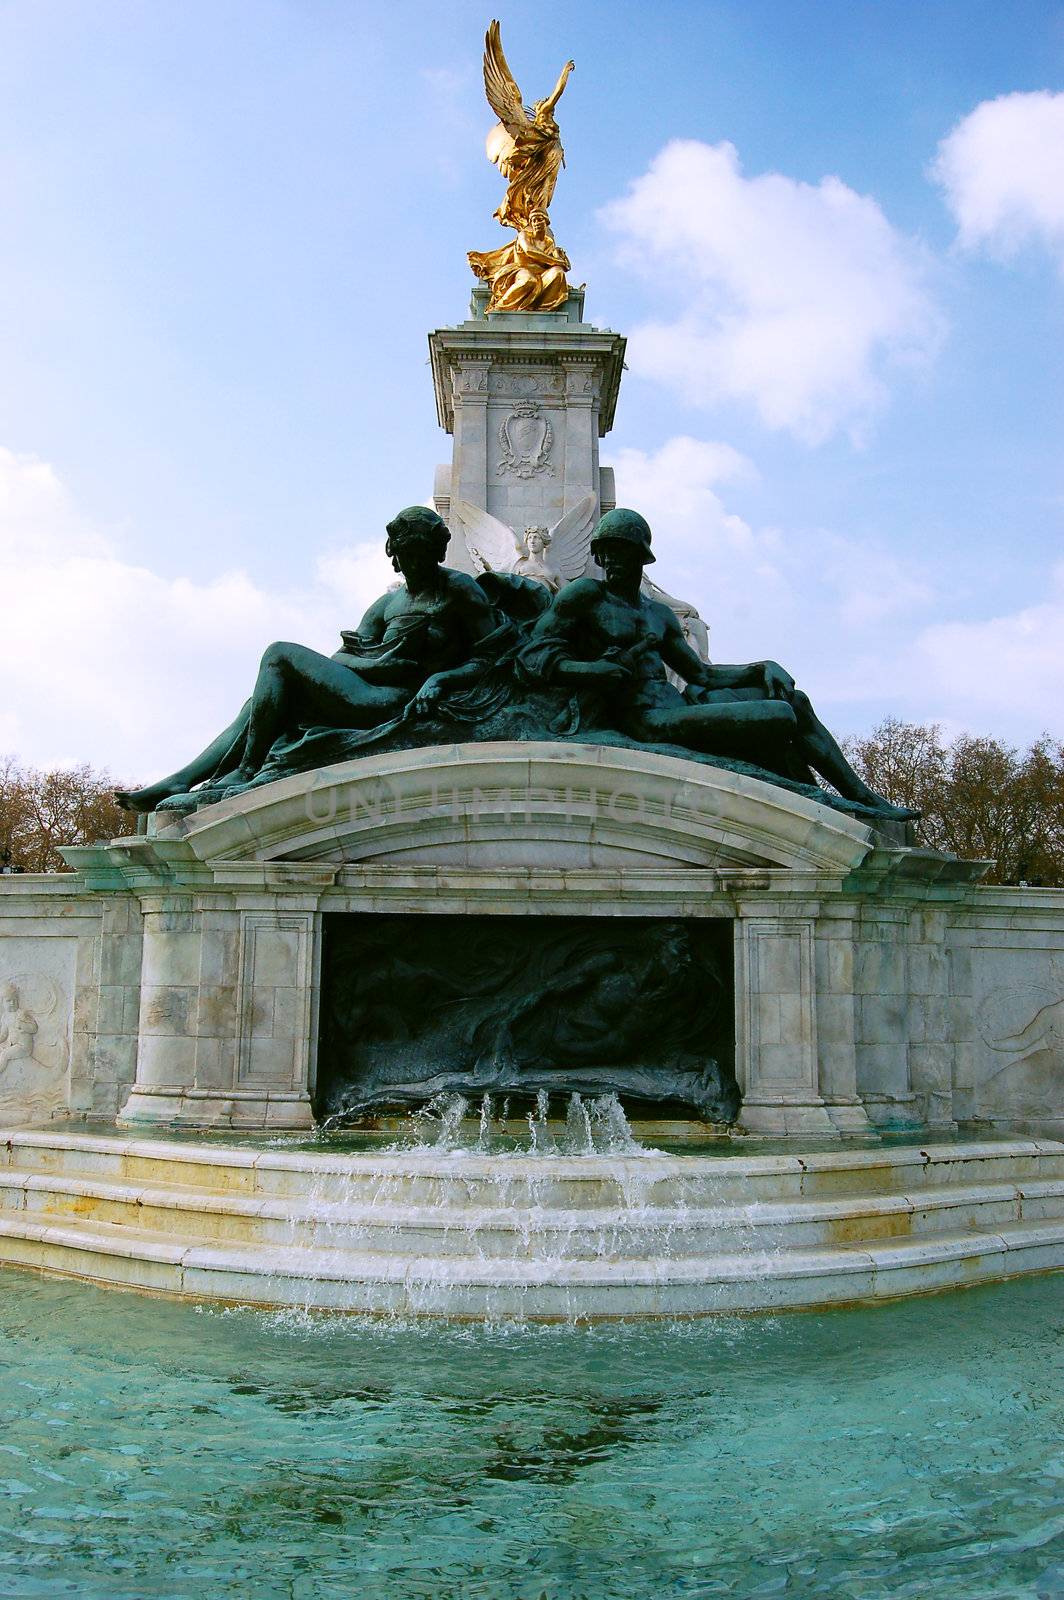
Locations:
404;1090;645;1159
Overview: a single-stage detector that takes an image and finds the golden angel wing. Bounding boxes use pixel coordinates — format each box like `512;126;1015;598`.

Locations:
549;493;598;583
483;20;529;136
486;121;518;174
452;499;521;574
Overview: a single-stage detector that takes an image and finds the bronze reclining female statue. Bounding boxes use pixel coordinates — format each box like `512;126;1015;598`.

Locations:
116;506;503;813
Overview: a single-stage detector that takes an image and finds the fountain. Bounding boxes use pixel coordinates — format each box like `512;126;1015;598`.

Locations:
0;22;1062;1319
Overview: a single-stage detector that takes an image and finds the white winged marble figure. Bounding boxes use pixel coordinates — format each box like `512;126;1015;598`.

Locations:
453;496;712;682
453;495;597;593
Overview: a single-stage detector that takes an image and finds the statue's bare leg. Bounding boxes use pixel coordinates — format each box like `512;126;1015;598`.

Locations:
115;702;252;813
229;642;407;785
636;697;799;754
789;691;918;818
636;693;917;818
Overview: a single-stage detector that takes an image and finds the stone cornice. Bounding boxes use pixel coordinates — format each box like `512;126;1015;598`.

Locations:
429;321;626;435
55;743;880;894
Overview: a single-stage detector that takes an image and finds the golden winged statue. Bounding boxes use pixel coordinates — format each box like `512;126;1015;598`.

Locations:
468;21;576;313
481;20;574;230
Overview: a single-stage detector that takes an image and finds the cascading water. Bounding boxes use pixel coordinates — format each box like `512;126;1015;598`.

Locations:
258;1088;758;1322
401;1089;647;1157
528;1087;553;1155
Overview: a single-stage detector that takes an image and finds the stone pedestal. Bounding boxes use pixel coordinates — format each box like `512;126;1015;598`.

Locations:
429;287;626;574
67;748;877;1133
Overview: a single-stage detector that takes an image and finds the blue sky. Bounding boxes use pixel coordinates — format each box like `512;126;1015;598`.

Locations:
1;0;1062;780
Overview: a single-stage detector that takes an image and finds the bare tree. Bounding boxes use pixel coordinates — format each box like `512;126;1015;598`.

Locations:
0;759;138;874
844;720;1064;886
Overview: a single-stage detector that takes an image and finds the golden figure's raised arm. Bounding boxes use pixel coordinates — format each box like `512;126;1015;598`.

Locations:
541;58;575;117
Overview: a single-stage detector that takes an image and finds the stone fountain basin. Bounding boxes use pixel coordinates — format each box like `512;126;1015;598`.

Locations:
0;1128;1062;1318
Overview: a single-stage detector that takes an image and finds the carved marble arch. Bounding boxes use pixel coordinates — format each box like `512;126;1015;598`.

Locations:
148;743;876;874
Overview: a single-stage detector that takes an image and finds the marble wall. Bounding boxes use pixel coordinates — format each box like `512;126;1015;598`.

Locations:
0;879;140;1123
2;754;1060;1139
952;892;1064;1138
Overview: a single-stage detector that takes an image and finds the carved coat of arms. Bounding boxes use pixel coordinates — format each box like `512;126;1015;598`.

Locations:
497;400;554;479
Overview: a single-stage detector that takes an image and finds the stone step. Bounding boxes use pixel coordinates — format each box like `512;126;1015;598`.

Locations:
5;1131;1064;1210
4;1166;1064;1259
0;1207;1060;1317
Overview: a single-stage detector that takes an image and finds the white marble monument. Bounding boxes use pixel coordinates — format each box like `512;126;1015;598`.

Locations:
0;241;1058;1146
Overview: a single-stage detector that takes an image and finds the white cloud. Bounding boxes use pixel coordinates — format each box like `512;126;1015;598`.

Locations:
606;436;787;657
909;563;1064;731
817;536;935;630
933;91;1064;268
612;435;1063;743
0;447;394;781
606;434;938;667
600;140;942;444
609;436;756;549
0;446;108;562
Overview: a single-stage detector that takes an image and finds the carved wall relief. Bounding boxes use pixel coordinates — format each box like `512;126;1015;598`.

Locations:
316;913;737;1122
0;975;69;1123
564;365;601;401
975;958;1064;1117
452;363;490;400
487;368;565;398
496;400;555;479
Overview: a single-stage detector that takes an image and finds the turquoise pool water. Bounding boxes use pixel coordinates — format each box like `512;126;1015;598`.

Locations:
1;1271;1063;1598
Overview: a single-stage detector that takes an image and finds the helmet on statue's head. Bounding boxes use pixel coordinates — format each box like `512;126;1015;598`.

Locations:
590;507;656;565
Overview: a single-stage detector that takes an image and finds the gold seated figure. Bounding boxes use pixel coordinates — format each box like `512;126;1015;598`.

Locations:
468;210;570;313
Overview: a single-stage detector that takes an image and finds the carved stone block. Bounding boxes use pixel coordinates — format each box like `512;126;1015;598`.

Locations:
0;943;76;1123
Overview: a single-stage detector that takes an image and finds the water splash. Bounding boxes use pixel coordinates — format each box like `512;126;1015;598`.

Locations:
528;1088;555;1155
410;1092;470;1151
565;1092;595;1154
591;1092;644;1154
478;1094;493;1151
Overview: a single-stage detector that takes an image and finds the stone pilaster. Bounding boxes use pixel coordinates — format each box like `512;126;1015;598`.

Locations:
905;908;957;1130
735;912;838;1136
118;892;318;1131
235;907;320;1105
813;911;875;1135
854;908;920;1128
86;894;144;1119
